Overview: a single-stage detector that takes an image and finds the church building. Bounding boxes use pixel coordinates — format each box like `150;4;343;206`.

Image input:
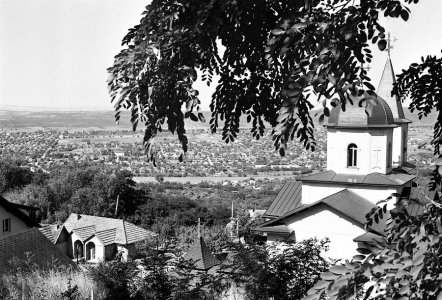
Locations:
254;57;418;259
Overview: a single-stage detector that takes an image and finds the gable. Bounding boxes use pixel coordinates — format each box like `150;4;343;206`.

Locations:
0;196;39;229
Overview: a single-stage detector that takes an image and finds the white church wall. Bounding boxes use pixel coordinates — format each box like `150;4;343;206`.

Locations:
327;129;371;175
302;182;400;206
348;186;399;205
368;129;393;174
302;183;344;204
285;206;365;259
327;128;393;175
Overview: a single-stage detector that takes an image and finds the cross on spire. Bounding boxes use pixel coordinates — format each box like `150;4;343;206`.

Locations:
197;217;201;237
386;32;397;57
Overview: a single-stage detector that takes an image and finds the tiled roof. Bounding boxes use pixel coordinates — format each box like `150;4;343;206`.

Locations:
0;195;40;228
39;225;68;244
256;189;384;236
95;228;117;246
64;213;155;245
73;225;96;240
263;181;302;218
184;236;220;271
376;57;406;120
39;225;56;243
327;96;396;128
0;228;76;273
299;170;415;186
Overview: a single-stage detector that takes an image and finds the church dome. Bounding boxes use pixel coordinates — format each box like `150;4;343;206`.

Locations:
327;96;395;128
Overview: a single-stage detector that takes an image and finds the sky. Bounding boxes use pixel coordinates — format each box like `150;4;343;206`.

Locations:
1;0;442;111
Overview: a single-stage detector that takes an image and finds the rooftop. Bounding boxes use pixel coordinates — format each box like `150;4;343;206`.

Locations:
327;96;396;128
263;181;302;219
64;213;155;245
0;228;76;273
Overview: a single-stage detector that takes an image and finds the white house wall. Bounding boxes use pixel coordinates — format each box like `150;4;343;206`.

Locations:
285;206;365;259
85;236;104;263
0;207;30;238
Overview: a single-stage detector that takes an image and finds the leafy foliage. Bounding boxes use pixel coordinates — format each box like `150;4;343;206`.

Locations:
393;53;442;189
108;0;420;161
225;238;330;300
89;260;139;300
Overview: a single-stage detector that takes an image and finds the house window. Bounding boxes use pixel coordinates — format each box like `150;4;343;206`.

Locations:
347;144;358;167
2;218;11;233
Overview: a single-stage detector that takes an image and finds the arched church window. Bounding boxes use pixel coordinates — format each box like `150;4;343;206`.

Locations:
347;144;358;167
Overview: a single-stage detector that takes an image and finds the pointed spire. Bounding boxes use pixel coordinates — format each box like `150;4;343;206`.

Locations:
376;57;405;119
183;219;220;270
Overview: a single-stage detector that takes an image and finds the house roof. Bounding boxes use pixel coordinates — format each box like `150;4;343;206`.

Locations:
376;57;408;121
39;225;67;244
299;170;415;187
64;213;155;245
263;181;302;218
0;228;76;273
327;96;396;128
183;236;220;271
95;228;117;246
0;195;40;228
255;189;385;236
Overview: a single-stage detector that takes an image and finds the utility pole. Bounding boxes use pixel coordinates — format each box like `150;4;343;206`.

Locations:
115;194;119;216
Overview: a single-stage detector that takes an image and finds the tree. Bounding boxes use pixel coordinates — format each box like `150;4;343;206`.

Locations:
225;238;330;300
108;0;420;161
393;54;442;189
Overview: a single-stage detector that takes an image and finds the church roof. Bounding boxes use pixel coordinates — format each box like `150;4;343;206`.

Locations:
263;181;302;218
299;170;415;187
327;96;396;128
255;189;385;236
376;57;408;121
183;236;220;270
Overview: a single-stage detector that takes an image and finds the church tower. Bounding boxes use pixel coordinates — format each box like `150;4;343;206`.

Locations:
254;57;417;259
325;96;396;175
376;57;412;167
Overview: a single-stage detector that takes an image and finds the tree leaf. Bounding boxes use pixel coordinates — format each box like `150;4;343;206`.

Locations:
378;39;387;51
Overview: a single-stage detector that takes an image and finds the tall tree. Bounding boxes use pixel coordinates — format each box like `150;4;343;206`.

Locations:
108;0;420;161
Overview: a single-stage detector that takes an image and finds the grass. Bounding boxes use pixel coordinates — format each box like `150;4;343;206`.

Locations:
1;269;100;300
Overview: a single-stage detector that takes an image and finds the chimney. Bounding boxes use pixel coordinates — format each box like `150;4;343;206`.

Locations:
77;214;81;220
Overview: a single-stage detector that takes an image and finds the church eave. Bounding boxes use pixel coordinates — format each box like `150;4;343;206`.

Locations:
324;124;398;129
394;118;412;124
298;178;411;187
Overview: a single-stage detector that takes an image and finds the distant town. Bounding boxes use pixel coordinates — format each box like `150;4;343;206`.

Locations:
0;110;436;182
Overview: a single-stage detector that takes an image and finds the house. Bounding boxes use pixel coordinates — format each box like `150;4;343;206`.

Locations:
254;57;419;259
46;213;156;263
0;228;77;274
0;195;40;238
